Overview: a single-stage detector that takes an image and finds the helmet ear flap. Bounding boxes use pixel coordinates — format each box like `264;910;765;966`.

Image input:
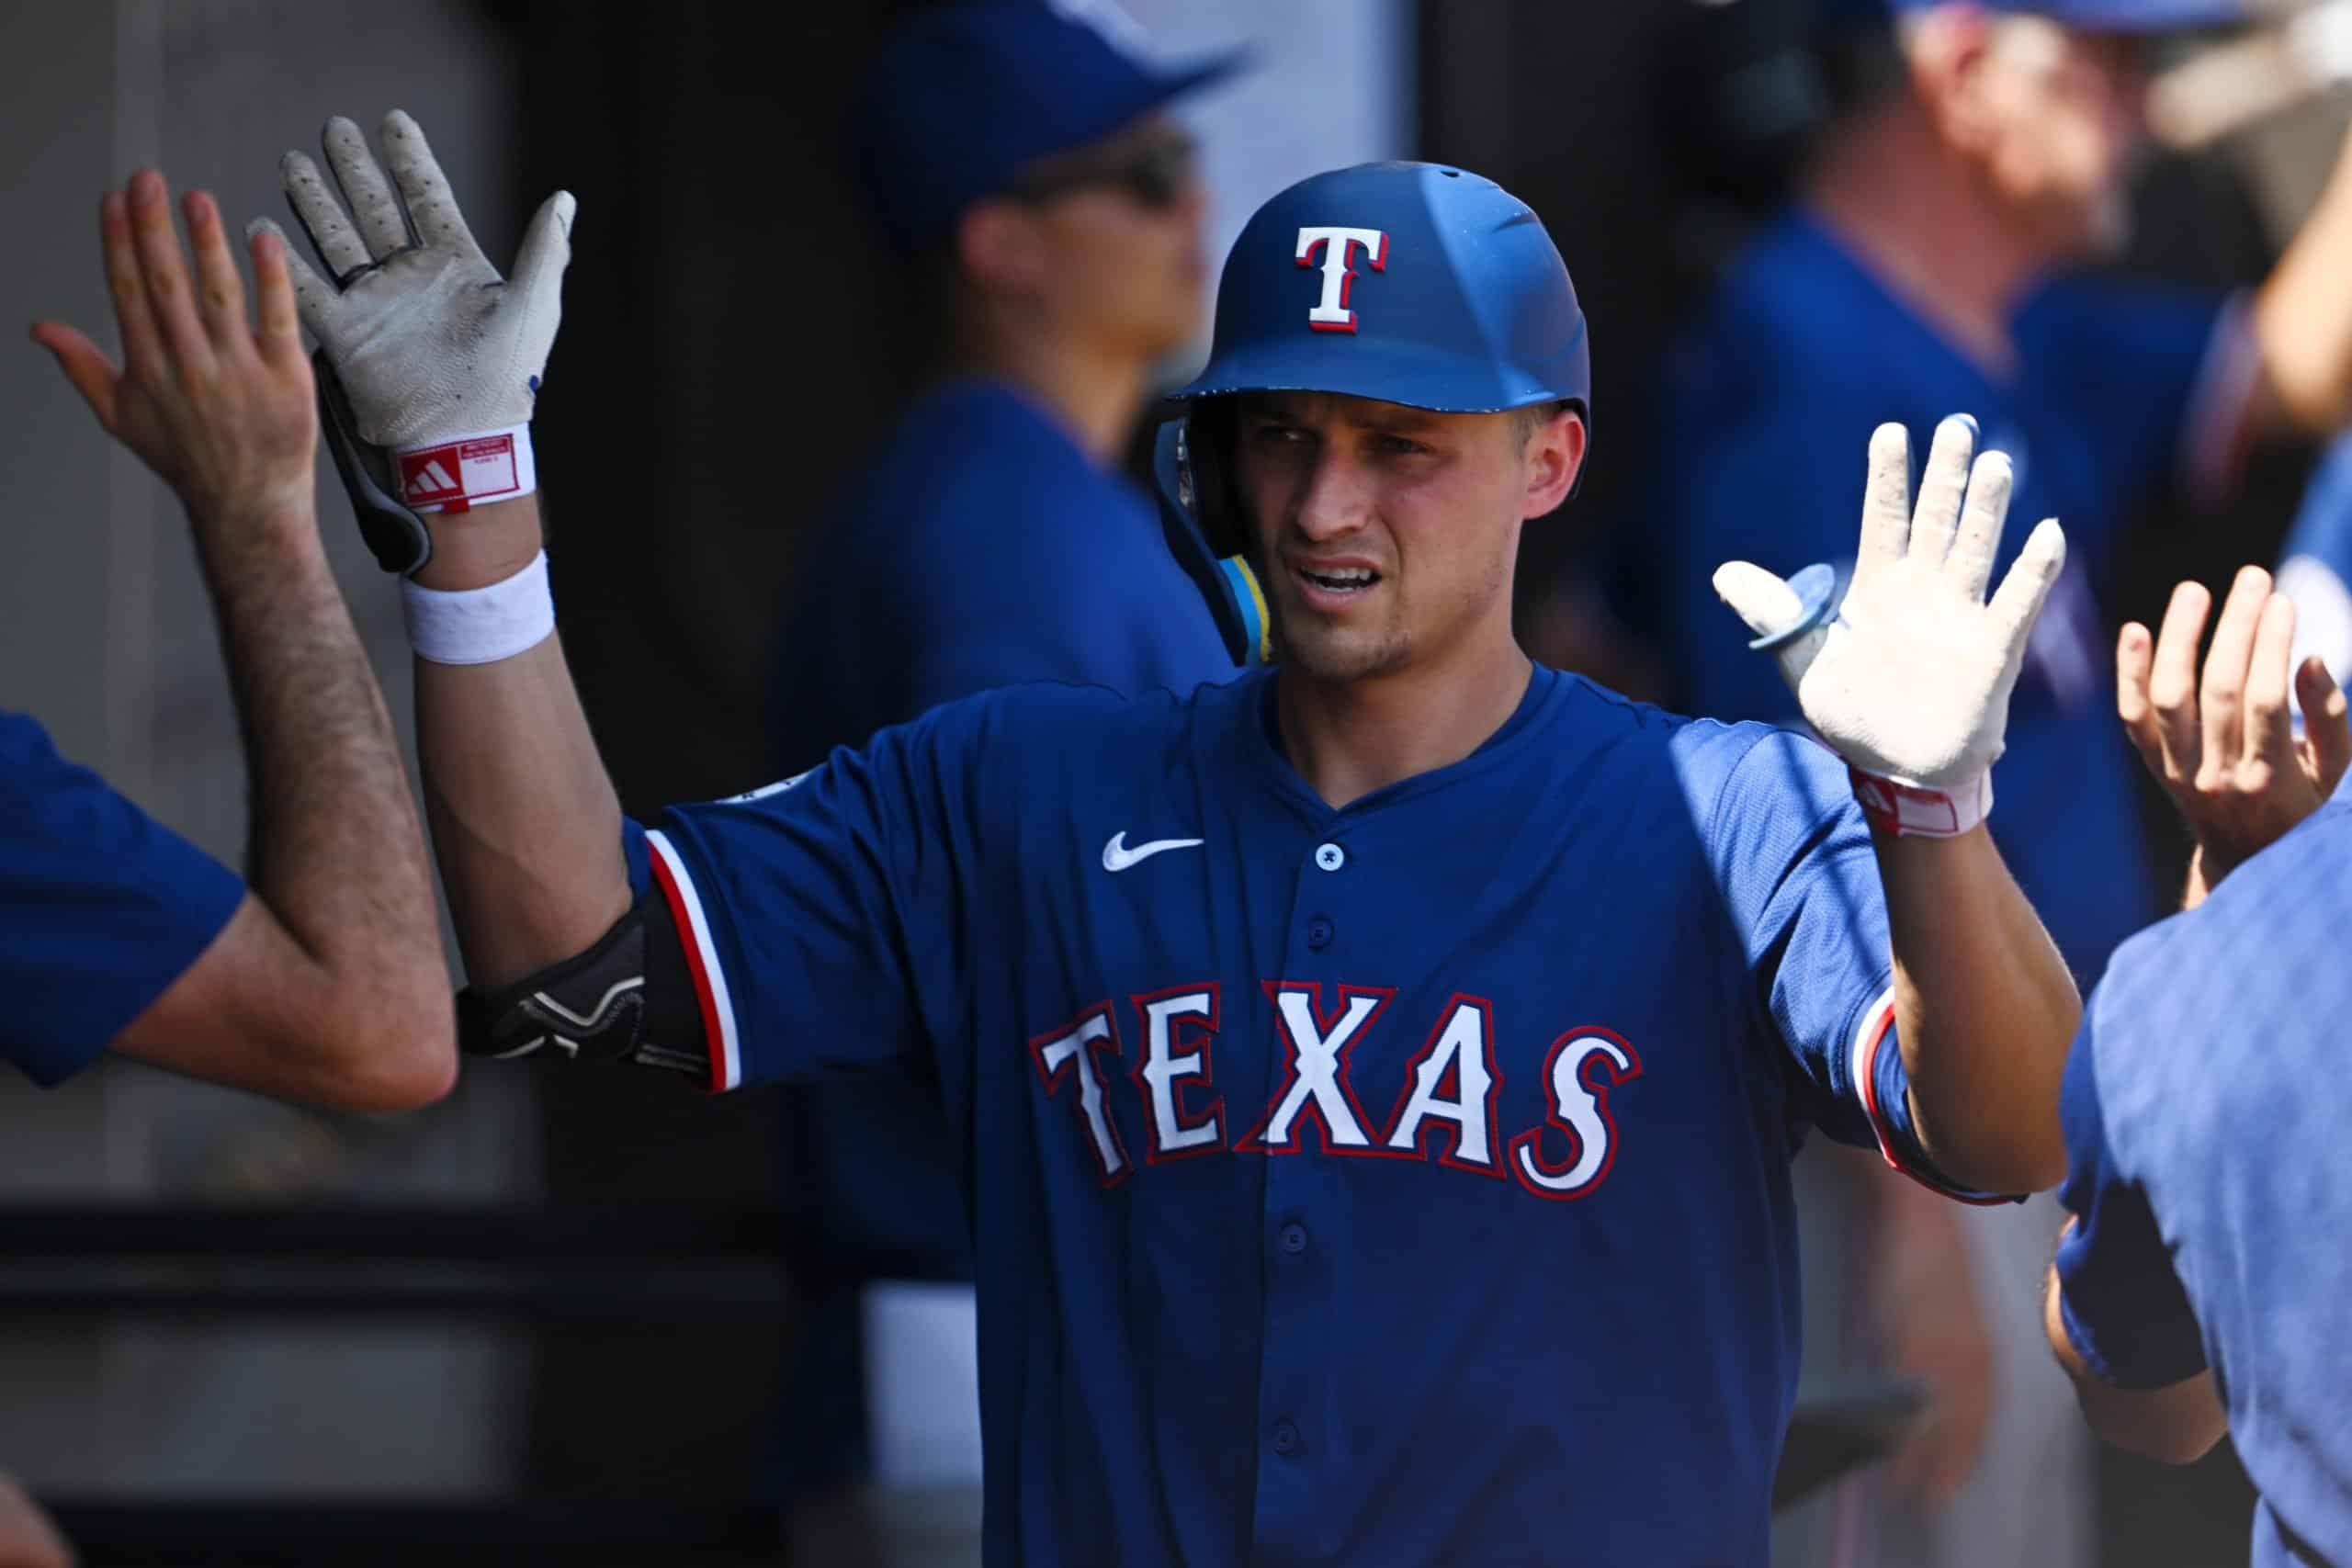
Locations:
1181;400;1248;561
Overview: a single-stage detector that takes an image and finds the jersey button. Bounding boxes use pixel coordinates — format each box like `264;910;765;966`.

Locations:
1306;916;1333;950
1279;1221;1309;1255
1314;842;1346;872
1272;1418;1301;1456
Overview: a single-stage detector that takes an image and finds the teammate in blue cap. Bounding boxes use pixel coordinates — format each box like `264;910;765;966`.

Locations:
282;130;2090;1562
7;166;452;1110
767;1;1250;1541
1639;3;2352;1559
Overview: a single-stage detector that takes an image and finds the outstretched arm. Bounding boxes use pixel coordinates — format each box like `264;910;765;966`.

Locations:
2249;121;2352;435
410;499;628;987
1871;827;2076;1192
32;171;451;1109
1717;417;2080;1192
250;113;619;990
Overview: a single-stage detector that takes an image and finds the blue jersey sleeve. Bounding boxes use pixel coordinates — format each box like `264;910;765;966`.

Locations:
0;711;244;1086
624;687;1028;1094
2052;1008;2209;1388
1677;722;2005;1200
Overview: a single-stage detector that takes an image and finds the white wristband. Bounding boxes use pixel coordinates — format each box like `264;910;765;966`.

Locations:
394;423;536;513
402;550;555;666
1848;767;1993;838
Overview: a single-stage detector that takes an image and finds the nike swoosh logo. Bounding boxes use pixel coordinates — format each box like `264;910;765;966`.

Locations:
1102;831;1205;873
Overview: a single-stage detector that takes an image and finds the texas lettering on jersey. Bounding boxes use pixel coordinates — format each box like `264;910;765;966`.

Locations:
1027;981;1642;1201
619;671;1968;1565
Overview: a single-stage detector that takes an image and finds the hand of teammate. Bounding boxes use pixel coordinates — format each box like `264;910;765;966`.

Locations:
253;110;574;451
0;1474;73;1568
1714;416;2064;810
32;171;316;528
2119;566;2352;889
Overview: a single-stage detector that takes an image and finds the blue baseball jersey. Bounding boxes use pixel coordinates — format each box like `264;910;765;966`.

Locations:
631;664;1983;1566
1640;210;2240;981
768;376;1244;1280
2054;772;2352;1568
772;378;1237;769
1;709;244;1085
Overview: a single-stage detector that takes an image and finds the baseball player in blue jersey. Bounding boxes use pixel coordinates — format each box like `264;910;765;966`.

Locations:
2043;558;2352;1565
270;120;2086;1562
7;167;449;1109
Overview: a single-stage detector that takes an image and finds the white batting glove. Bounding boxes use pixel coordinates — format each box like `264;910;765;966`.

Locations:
251;110;574;516
1713;415;2066;837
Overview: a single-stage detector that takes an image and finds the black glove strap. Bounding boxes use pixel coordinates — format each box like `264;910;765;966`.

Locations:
314;351;434;576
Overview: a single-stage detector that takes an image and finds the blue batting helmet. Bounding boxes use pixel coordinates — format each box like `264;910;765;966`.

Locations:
1157;162;1590;557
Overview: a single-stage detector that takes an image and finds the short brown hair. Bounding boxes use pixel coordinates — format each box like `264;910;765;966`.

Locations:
1513;398;1579;449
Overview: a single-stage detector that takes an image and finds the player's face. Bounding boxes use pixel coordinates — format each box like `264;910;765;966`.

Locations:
1012;115;1211;359
1231;392;1584;683
1975;20;2147;257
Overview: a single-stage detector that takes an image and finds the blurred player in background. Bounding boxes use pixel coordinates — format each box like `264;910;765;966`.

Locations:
1636;2;2352;1561
763;4;1249;1553
2048;563;2352;1565
15;170;451;1109
6;168;457;1565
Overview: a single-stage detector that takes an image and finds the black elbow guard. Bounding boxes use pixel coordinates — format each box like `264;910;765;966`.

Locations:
457;888;709;1078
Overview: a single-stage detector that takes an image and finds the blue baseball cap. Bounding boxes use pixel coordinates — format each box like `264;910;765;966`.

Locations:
854;2;1244;251
1168;163;1589;417
1859;0;2245;28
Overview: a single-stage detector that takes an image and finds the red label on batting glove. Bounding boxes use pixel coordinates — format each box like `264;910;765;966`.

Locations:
1848;767;1992;838
396;426;533;514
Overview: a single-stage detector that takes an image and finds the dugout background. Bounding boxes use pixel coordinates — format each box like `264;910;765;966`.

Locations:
0;0;2332;1560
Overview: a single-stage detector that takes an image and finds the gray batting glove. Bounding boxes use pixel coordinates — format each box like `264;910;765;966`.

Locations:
253;110;573;526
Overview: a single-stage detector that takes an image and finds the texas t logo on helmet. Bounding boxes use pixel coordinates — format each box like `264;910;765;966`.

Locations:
1156;162;1594;558
1295;226;1388;333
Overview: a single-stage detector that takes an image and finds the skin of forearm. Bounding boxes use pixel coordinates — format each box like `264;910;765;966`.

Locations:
2041;1229;2228;1465
1875;825;2081;1192
2252;125;2352;433
192;493;446;1021
410;495;629;988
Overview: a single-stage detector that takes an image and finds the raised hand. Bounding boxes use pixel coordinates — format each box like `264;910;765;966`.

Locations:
1713;416;2065;834
2119;566;2352;890
32;171;315;528
256;110;573;455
